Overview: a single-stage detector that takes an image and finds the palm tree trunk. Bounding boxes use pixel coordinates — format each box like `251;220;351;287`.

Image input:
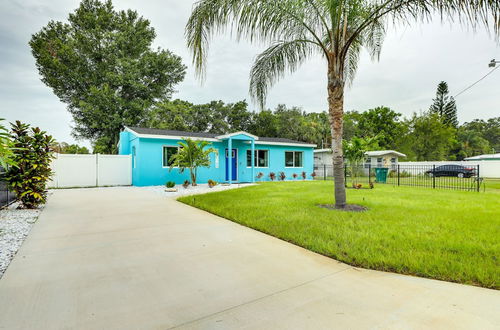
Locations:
327;65;347;208
190;167;197;186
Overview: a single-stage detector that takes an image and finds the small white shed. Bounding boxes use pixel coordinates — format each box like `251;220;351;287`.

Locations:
314;149;406;170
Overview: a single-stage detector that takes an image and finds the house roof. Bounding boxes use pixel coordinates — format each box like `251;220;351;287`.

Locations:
464;153;500;161
314;148;406;157
125;127;316;147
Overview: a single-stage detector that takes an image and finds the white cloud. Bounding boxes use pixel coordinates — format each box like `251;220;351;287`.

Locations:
1;0;499;148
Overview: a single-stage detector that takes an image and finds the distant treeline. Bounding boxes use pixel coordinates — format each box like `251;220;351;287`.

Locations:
143;99;498;161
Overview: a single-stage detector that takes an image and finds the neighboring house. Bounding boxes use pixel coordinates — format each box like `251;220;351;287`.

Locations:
314;149;406;173
364;150;406;170
464;153;500;161
119;127;316;186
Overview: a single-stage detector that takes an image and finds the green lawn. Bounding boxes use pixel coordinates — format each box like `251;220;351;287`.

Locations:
179;181;500;289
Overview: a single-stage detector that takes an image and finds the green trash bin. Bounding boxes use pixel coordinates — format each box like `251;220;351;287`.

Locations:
375;167;389;183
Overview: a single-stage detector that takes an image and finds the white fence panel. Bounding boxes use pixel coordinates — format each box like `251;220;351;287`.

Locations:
49;153;131;188
97;154;132;186
50;154;97;188
398;161;500;178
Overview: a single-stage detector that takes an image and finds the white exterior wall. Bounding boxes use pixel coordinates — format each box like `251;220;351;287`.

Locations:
398;161;500;178
49;153;132;188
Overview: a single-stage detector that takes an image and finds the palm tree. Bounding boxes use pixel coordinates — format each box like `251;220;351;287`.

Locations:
343;135;378;182
169;138;218;185
186;0;499;208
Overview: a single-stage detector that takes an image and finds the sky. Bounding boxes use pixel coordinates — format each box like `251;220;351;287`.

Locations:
1;0;499;148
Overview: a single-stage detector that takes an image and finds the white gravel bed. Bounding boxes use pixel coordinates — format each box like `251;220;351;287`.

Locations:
0;203;41;278
143;183;255;198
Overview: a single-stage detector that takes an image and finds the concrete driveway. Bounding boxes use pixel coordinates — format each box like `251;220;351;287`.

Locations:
0;187;498;329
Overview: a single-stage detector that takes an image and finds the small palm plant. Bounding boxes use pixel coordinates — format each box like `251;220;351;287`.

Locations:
169;138;217;186
343;136;378;183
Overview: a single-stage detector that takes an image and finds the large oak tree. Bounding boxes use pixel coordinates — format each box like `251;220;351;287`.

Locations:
30;0;186;153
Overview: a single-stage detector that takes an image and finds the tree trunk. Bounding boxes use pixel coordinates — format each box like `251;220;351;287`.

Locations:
327;65;347;208
190;167;197;186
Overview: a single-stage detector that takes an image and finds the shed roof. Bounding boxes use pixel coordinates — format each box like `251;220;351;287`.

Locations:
314;148;406;157
366;150;406;157
464;153;500;161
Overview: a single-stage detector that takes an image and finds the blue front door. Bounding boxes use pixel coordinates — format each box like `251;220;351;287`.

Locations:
225;148;237;181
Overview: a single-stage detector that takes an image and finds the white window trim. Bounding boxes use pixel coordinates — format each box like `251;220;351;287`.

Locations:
246;149;270;168
162;145;181;168
285;151;304;168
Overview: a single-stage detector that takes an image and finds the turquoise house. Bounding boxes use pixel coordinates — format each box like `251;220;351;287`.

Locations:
118;127;316;186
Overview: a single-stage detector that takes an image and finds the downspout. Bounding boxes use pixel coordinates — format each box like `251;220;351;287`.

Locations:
228;137;232;185
251;139;255;183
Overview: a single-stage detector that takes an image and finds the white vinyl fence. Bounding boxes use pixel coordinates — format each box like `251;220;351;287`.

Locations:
398;161;500;178
49;153;132;188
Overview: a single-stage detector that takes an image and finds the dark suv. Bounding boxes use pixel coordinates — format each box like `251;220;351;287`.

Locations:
425;165;476;178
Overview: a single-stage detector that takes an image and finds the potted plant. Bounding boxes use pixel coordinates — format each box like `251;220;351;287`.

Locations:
208;179;217;188
292;173;298;180
301;171;307;180
269;172;276;181
279;172;286;181
165;181;177;192
182;180;190;189
311;172;317;179
256;172;264;181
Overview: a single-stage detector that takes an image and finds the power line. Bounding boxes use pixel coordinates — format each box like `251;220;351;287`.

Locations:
454;65;500;98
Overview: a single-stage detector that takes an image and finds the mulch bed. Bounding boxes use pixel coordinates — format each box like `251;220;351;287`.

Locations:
318;204;368;212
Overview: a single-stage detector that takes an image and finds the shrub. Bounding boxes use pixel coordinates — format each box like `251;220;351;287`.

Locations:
182;180;190;188
279;172;286;181
165;181;175;188
256;172;264;180
301;171;307;180
0;118;15;168
311;172;317;179
208;179;217;188
292;173;298;179
388;169;412;178
6;121;55;209
269;172;276;181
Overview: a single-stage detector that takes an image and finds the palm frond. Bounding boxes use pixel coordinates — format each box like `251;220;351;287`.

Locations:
249;39;320;109
186;0;330;77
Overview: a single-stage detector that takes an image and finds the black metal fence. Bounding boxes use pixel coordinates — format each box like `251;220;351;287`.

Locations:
0;166;15;208
314;164;482;192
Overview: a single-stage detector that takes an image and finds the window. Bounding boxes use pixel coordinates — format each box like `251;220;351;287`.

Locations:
246;150;269;167
390;157;396;163
285;151;303;168
364;157;371;168
163;146;180;167
377;157;383;165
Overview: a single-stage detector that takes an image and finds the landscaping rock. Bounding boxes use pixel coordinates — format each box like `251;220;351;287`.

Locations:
145;183;254;198
0;203;40;278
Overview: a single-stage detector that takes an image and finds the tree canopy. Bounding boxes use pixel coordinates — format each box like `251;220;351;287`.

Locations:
30;0;186;153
